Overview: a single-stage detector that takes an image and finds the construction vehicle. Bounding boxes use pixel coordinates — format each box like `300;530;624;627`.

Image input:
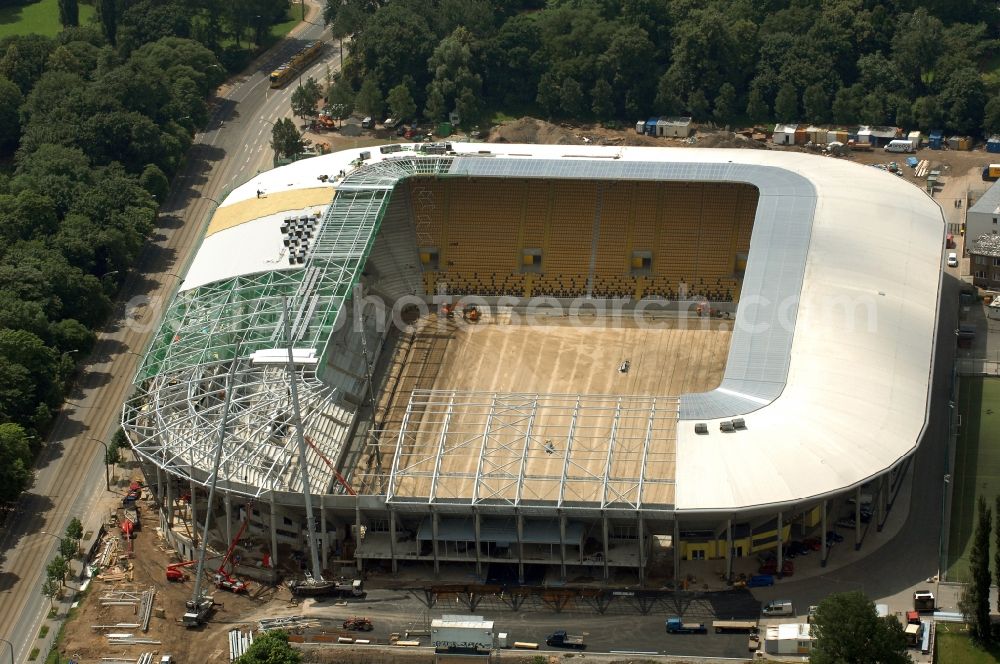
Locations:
166;560;197;582
545;631;585;649
665;618;707;634
213;505;251;594
343;616;374;631
712;619;757;633
913;590;935;612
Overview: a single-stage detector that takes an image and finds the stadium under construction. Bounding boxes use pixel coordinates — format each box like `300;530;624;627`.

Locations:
123;142;946;588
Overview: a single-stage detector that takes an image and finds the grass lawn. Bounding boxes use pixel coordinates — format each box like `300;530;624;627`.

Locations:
937;626;1000;663
946;377;1000;582
0;0;95;39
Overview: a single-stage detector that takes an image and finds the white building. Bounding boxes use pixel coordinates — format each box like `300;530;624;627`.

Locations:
764;623;814;655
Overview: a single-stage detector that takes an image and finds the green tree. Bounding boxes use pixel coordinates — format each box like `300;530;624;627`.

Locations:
535;71;560;119
984;97;1000;137
41;577;60;608
65;517;83;541
424;27;483;128
327;75;354;124
559;77;583;118
138;164;169;204
713;82;737;125
912;96;942;131
802;84;828;124
234;630;301;664
96;0;118;45
831;85;862;125
386;83;416;123
960;495;992;643
0;422;32;504
58;0;79;28
590;78;614;121
47;555;69;586
270;118;303;160
59;536;77;560
746;84;769;123
687;89;709;121
291;77;322;122
809;591;910;664
0;78;24;150
653;72;682;116
355;77;383;119
774;82;798;120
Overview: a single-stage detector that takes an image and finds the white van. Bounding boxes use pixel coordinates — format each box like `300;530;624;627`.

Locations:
885;139;914;153
948;252;958;267
762;600;794;616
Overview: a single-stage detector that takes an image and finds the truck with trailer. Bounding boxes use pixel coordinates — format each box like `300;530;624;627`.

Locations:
665;618;707;634
712;619;758;633
545;631;586;649
983;164;1000;181
431;616;495;652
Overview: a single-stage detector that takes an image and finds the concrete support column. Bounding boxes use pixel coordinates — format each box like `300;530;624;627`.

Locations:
602;515;610;581
190;480;198;548
355;501;364;576
431;510;441;577
516;514;525;584
155;466;164;503
473;510;482;579
269;497;279;568
725;518;734;581
321;503;328;572
776;511;783;578
389;509;398;574
559;514;567;581
672;518;680;590
820;500;828;568
165;475;174;527
855;486;862;550
637;515;646;585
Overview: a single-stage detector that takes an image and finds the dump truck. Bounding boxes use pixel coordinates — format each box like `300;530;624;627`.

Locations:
545;631;585;649
712;619;757;633
665;618;707;634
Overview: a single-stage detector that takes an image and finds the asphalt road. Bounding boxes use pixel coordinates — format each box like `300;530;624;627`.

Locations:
0;6;338;661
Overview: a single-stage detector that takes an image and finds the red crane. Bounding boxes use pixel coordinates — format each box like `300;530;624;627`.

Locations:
304;435;356;496
213;503;252;593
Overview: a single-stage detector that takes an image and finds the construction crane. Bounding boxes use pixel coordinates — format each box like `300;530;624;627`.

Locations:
304;435;356;496
213;504;251;594
183;343;242;627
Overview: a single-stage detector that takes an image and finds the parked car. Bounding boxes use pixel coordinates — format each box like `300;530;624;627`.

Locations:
802;537;824;551
758;559;794;576
947;252;958;267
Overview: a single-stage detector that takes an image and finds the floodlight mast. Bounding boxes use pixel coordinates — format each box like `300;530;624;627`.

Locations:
283;296;324;582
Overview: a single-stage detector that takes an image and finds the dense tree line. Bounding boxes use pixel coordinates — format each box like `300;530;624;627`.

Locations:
0;0;308;504
0;26;223;502
326;0;1000;135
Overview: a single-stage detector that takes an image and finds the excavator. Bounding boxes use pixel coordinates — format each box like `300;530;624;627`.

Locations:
166;559;197;582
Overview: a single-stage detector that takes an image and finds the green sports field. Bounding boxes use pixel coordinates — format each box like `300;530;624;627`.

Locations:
946;377;1000;582
0;0;95;39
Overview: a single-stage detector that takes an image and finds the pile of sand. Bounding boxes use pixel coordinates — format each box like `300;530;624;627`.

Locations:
488;117;584;145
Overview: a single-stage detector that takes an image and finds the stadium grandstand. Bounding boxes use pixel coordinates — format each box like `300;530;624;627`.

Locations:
123;142;945;586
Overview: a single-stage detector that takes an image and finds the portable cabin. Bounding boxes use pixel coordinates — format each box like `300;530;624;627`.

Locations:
929;130;944;149
772;124;798;146
907;130;922;149
988;136;1000;154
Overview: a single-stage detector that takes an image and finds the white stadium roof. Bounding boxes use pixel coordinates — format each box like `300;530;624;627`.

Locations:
130;141;943;515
